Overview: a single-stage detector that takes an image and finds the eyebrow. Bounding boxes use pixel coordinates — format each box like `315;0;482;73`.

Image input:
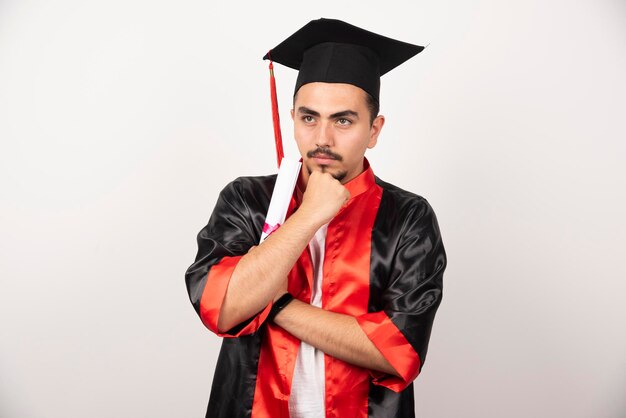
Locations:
297;106;360;120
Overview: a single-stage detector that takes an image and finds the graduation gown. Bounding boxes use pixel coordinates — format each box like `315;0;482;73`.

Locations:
185;160;446;418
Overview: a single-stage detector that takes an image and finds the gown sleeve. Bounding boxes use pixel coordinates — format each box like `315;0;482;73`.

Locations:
185;178;272;338
355;198;446;392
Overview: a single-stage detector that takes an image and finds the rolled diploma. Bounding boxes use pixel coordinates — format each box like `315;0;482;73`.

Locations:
259;157;302;243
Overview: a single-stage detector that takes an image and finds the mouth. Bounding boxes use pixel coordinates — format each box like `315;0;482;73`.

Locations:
311;154;337;165
312;153;336;159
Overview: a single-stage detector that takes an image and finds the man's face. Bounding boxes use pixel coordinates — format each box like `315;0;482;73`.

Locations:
291;82;384;185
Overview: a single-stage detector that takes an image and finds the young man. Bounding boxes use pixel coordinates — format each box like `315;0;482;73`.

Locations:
185;18;446;418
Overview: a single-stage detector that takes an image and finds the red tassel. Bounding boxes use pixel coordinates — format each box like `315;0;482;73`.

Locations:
268;54;284;168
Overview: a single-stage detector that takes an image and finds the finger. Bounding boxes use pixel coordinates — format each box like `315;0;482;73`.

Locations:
310;166;324;175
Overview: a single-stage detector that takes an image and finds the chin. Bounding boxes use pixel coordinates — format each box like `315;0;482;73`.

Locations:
332;170;348;182
321;167;348;182
305;162;347;182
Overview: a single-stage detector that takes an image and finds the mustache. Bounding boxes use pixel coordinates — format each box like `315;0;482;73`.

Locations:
306;147;343;161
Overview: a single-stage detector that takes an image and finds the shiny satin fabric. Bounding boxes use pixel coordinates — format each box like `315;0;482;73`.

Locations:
184;159;446;418
253;165;382;418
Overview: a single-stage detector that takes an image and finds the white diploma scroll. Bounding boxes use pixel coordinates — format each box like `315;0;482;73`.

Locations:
259;157;302;243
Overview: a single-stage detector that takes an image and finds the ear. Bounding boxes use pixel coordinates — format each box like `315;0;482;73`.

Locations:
367;115;385;149
290;108;294;121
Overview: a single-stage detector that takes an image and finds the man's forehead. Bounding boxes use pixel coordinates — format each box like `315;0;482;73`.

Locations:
294;82;368;109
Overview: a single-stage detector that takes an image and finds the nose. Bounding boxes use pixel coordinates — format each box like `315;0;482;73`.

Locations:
315;120;334;148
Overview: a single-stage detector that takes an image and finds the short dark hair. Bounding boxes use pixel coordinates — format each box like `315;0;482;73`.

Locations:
364;91;379;126
293;88;380;126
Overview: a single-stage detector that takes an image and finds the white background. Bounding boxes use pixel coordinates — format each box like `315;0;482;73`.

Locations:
1;1;625;417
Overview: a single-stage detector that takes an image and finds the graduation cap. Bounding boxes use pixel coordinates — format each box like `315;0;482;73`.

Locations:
263;18;425;168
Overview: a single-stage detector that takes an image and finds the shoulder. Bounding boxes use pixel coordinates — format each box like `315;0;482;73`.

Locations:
374;176;438;223
374;178;446;269
219;174;278;202
209;174;278;242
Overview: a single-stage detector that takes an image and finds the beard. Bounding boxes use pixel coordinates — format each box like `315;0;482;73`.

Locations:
305;164;348;182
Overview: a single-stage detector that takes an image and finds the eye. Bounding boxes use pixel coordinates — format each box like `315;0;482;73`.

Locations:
302;115;315;123
336;118;352;126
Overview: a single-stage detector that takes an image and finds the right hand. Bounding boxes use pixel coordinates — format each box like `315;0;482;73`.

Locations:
299;170;350;227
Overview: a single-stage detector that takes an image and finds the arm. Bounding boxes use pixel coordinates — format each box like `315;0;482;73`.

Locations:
273;299;400;376
216;208;320;332
184;178;268;337
185;172;349;336
354;198;446;391
274;198;446;391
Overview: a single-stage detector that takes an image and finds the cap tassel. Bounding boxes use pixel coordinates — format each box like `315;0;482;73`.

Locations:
268;53;284;168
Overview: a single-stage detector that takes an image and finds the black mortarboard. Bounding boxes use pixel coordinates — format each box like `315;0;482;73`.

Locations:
263;18;425;103
262;18;424;168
